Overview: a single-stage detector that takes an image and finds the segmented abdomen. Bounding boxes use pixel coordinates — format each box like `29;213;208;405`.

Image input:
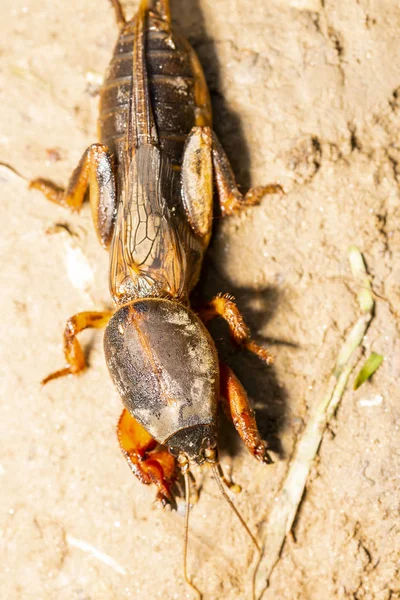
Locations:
98;14;197;168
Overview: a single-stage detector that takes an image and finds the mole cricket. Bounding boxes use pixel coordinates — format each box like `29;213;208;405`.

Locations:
30;0;282;596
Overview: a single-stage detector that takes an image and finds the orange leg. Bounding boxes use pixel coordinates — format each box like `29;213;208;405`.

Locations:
42;311;113;385
30;143;116;249
199;293;273;364
117;409;177;506
211;131;283;217
220;363;272;464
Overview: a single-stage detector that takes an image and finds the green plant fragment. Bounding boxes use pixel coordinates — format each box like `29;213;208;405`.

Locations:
354;352;384;390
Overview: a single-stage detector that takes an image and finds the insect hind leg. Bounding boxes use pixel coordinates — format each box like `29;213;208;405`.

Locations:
211;130;283;216
30;143;117;249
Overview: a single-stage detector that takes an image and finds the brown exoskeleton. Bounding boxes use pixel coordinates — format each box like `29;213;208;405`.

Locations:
30;0;282;597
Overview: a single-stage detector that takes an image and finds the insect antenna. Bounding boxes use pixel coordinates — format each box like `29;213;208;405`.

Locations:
211;463;260;552
211;463;261;600
183;468;202;600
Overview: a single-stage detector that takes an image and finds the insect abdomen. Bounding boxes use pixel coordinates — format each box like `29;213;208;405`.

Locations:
98;14;197;168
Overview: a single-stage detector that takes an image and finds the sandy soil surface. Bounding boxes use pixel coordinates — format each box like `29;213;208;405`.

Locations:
1;0;399;599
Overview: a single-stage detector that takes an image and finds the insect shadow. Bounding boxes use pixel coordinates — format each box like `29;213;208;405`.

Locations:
174;0;289;459
173;0;253;189
192;256;291;462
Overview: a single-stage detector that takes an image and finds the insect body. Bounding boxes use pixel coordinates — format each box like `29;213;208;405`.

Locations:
30;0;281;596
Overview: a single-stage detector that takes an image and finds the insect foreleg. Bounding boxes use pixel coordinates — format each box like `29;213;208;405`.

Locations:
117;409;177;506
199;293;274;365
219;363;273;464
42;311;113;385
30;143;117;248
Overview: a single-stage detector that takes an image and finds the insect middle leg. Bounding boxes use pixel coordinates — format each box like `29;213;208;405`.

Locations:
220;363;273;464
117;409;177;506
199;293;273;364
30;143;116;248
42;311;113;385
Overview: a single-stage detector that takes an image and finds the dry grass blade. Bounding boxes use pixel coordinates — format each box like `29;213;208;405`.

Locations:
255;247;374;599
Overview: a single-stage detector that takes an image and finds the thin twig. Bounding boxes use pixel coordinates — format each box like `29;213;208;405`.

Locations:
255;246;374;599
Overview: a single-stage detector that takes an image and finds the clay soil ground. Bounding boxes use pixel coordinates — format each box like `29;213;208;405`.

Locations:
1;1;399;599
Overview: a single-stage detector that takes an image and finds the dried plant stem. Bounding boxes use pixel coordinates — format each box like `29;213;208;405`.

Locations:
255;247;374;599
